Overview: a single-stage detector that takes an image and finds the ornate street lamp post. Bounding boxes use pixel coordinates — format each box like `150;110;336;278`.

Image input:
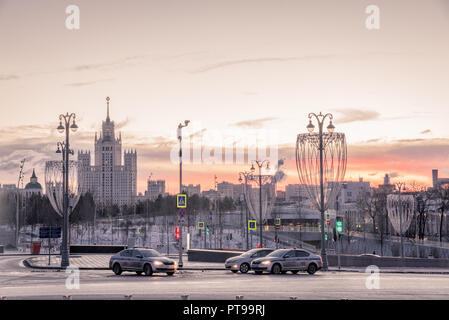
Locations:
251;160;270;247
177;120;189;268
296;112;347;271
238;171;251;250
387;183;413;259
56;113;78;268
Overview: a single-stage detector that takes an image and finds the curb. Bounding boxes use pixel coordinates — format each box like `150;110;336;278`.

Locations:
21;259;449;274
23;257;226;271
22;259;109;270
328;268;449;274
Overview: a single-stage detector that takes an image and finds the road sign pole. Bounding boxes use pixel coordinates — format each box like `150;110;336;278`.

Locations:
337;234;341;270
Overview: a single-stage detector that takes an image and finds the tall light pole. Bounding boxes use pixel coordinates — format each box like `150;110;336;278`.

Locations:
238;171;251;250
177;120;189;268
57;113;78;268
296;112;347;271
248;160;270;247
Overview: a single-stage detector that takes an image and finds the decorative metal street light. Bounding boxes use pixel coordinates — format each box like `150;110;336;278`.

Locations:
238;171;252;250
177;120;190;268
56;113;78;268
387;183;413;259
242;160;272;248
296;112;347;271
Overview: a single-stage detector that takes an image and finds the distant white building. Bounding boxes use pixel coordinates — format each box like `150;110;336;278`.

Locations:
146;179;166;200
337;178;371;204
217;181;234;199
78;97;137;207
0;184;17;191
202;189;218;201
182;184;201;196
432;169;449;189
285;184;309;202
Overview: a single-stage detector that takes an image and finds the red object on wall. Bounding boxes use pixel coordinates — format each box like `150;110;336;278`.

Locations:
31;241;41;255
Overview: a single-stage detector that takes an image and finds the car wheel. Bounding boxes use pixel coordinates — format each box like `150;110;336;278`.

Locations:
291;270;299;274
143;264;153;276
136;271;142;276
271;264;282;274
255;271;263;275
113;263;122;275
307;263;317;275
239;263;250;274
231;270;238;273
166;272;174;276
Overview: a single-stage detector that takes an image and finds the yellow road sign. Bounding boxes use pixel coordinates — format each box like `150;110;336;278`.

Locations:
248;220;257;231
177;194;187;208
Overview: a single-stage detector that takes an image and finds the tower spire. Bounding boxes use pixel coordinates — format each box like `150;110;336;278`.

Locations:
106;96;110;122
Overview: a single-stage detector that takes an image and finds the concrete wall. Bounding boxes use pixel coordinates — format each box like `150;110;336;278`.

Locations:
70;245;126;254
327;254;449;268
187;249;244;263
330;234;449;259
0;227;15;247
187;249;449;268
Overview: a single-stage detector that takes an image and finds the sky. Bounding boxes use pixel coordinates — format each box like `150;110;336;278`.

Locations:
0;0;448;194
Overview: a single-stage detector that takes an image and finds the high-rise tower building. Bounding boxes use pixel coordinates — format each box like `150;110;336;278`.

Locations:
78;97;137;207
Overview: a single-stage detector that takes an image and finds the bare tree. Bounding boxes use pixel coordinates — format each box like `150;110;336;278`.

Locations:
415;188;433;243
433;185;449;244
343;210;356;253
372;188;388;256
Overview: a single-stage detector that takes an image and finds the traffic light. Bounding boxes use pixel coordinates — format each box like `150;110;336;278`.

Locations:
336;217;343;233
174;227;180;239
206;226;210;235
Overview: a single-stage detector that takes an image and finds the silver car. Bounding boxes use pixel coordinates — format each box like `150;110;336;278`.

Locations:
251;248;322;275
224;248;274;273
109;248;177;276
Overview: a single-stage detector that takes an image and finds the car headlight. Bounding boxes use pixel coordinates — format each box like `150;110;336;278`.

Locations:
261;260;271;265
154;261;163;266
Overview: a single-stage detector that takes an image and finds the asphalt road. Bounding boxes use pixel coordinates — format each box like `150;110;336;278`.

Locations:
1;256;449;300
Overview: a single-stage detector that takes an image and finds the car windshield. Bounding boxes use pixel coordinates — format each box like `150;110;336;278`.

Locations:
266;249;289;257
139;249;161;257
241;249;260;257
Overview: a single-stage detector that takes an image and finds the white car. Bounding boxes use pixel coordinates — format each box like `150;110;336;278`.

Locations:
224;248;274;273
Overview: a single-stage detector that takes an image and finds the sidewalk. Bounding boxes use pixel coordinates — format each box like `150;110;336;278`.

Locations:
23;254;225;271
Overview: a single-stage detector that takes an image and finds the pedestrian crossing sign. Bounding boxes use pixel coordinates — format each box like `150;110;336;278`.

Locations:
248;220;257;231
198;221;205;230
275;218;281;226
177;194;187;208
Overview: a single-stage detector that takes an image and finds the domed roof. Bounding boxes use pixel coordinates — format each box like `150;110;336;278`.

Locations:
25;181;42;190
25;169;42;190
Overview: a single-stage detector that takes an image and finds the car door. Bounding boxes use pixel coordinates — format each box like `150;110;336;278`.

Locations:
295;250;310;270
131;250;144;270
282;250;297;270
119;250;132;270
